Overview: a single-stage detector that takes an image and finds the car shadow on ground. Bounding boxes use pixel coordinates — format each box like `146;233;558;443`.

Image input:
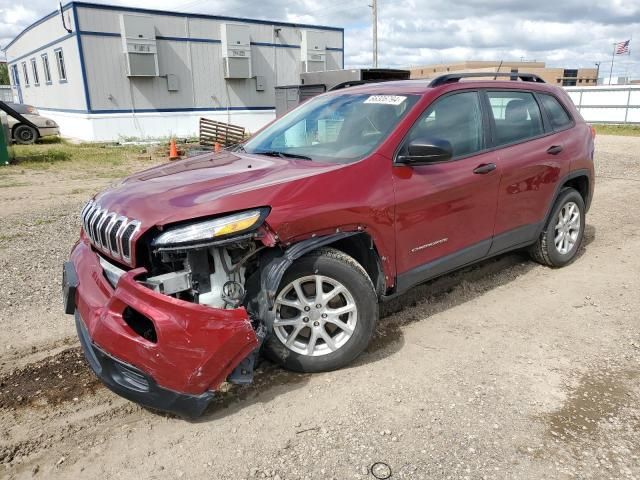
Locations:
190;225;596;421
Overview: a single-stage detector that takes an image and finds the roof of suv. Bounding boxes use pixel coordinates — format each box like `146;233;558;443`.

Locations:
332;75;560;96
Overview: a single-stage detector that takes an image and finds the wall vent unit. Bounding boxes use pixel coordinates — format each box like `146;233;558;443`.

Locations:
301;30;326;73
221;23;251;79
120;14;159;77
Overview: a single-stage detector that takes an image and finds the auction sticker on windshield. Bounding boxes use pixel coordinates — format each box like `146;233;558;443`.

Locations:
364;95;407;106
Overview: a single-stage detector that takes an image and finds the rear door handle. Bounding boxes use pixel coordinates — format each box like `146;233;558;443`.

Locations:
473;163;496;174
547;145;563;155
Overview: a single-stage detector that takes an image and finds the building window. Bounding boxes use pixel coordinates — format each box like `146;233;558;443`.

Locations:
30;58;40;86
21;62;29;86
42;53;52;84
11;65;20;86
54;48;67;82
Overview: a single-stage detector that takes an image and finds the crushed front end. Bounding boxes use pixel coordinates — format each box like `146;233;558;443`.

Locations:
63;201;271;417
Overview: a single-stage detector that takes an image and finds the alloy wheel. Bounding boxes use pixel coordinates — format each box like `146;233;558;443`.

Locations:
554;201;581;255
273;275;358;357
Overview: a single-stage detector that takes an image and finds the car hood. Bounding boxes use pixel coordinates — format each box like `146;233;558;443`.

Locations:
22;114;57;128
93;151;344;229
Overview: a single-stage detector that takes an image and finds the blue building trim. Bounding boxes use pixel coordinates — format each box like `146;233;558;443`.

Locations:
37;106;276;114
5;33;74;65
251;42;299;49
77;32;344;51
157;35;221;44
73;3;92;112
79;31;120;38
72;1;344;32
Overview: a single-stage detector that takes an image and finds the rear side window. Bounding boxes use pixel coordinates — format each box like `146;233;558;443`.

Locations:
487;91;544;146
406;91;484;158
538;93;573;130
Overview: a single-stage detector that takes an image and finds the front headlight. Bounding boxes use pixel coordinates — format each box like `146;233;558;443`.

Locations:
152;209;267;247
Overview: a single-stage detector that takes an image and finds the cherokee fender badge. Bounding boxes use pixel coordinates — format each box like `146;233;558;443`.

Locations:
411;237;448;253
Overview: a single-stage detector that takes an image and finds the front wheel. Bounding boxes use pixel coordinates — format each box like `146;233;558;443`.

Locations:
529;188;585;267
264;248;378;373
13;125;39;145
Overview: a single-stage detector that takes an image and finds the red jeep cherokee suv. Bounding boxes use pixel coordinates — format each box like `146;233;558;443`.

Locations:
63;73;595;417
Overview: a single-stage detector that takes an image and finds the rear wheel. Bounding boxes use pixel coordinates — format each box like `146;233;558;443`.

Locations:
13;125;39;145
529;188;585;267
265;248;378;373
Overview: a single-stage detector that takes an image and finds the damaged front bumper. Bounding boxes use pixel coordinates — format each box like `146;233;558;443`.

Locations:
63;239;259;417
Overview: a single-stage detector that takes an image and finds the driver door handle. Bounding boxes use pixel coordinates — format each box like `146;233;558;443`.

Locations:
547;145;563;155
473;163;497;174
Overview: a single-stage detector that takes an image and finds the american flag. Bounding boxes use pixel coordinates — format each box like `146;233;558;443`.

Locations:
615;40;630;55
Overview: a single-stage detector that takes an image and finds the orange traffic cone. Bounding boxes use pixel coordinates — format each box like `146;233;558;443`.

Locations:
169;139;179;160
214;142;222;153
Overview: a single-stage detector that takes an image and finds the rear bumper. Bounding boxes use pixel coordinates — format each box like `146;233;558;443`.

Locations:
64;238;258;416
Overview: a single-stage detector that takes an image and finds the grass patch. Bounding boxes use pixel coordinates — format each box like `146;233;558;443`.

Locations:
5;141;157;176
0;180;29;188
593;124;640;137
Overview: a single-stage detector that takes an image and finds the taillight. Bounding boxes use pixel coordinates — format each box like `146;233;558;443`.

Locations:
589;125;596;139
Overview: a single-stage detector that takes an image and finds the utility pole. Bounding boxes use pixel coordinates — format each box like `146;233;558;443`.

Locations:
595;62;601;85
608;43;616;85
370;0;378;68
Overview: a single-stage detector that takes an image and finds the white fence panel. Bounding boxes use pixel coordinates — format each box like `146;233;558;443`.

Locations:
564;86;640;124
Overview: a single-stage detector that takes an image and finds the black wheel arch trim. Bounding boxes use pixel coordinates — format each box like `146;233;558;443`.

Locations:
247;232;359;337
539;169;592;238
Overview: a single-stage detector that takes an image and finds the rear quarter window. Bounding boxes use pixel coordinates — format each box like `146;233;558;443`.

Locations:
538;93;573;131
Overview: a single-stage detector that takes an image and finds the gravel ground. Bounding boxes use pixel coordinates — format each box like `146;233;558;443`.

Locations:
0;135;639;480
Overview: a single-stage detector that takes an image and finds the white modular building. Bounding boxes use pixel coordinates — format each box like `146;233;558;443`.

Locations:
3;2;344;141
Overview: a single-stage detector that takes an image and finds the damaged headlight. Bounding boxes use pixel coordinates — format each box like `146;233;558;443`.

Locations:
152;209;267;247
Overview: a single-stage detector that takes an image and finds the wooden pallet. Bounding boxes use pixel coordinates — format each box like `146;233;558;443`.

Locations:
199;118;246;148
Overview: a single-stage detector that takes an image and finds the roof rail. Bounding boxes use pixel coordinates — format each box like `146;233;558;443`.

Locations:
428;72;546;88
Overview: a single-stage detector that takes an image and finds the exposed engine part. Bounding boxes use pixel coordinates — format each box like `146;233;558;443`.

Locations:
221;281;245;308
144;270;192;295
196;247;246;308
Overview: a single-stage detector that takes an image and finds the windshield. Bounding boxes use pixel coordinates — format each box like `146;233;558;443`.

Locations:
243;93;419;163
7;103;38;115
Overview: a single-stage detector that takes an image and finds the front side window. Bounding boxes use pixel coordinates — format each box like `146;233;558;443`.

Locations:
54;48;67;81
42;54;52;84
487;91;544;145
30;58;39;86
403;91;484;159
21;62;29;86
243;93;419;163
538;93;572;131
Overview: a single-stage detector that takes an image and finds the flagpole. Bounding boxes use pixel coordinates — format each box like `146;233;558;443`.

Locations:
608;43;616;85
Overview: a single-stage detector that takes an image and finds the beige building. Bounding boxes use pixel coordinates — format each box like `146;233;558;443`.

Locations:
410;61;598;86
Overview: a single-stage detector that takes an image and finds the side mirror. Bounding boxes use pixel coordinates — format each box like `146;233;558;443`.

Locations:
397;137;453;165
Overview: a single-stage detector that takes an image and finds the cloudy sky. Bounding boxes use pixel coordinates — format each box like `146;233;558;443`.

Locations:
2;0;639;79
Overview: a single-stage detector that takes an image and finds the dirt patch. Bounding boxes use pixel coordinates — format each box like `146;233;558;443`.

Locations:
0;347;101;410
545;367;639;441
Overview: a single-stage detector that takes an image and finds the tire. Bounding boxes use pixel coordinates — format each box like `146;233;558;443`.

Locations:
264;247;378;373
529;187;585;268
13;125;39;145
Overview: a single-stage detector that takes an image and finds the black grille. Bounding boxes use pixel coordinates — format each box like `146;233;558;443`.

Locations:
92;211;105;241
99;216;111;248
121;223;137;259
80;201;140;265
109;219;123;251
